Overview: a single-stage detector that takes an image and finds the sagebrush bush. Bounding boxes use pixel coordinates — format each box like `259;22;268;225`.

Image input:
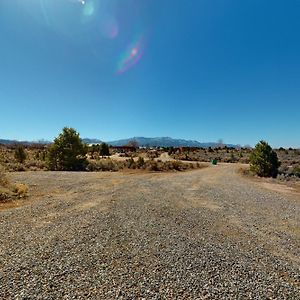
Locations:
126;158;136;169
0;169;9;187
14;145;27;163
12;183;29;198
87;159;123;172
291;165;300;177
0;169;28;201
137;157;145;168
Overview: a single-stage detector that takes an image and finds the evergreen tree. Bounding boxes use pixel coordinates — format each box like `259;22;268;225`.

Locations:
99;142;110;156
250;141;280;178
47;127;87;171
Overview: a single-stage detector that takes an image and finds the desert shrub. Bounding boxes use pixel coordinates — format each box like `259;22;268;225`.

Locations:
87;159;123;172
143;160;198;172
25;160;47;171
4;163;26;172
0;169;28;200
146;151;159;159
35;150;47;161
238;166;251;176
229;153;236;163
147;160;159;171
0;168;9;188
168;147;174;155
126;158;136;169
12;183;29;198
240;157;250;164
167;161;185;171
0;189;10;201
99;142;110;156
47;127;88;171
250;141;281;178
291;165;300;177
14;145;27;163
137;156;145;168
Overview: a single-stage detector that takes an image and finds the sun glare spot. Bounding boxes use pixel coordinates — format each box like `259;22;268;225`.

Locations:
131;48;138;56
117;35;146;74
83;1;95;16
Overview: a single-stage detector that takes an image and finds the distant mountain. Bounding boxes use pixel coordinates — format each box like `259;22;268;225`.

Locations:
0;138;102;145
107;137;237;148
0;136;237;148
0;139;50;145
0;139;15;145
82;138;102;144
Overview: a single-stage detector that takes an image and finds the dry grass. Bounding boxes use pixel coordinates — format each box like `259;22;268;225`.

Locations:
0;144;298;179
87;158;206;172
237;166;252;176
12;183;29;198
0;168;28;201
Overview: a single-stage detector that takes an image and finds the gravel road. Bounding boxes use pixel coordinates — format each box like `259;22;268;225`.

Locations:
1;164;300;299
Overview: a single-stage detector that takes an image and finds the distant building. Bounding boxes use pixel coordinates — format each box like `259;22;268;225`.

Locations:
179;147;200;152
110;146;137;152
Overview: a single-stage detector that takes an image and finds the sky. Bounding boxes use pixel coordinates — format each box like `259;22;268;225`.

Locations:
0;0;299;147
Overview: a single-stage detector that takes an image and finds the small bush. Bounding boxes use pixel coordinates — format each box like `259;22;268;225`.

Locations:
291;165;300;177
87;159;123;172
126;158;136;169
147;160;159;171
0;169;9;187
238;166;251;176
14;145;27;163
0;169;28;201
136;157;145;168
12;183;29;198
25;160;47;171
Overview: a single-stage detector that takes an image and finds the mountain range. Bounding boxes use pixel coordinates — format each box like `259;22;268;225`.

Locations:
0;137;236;148
107;137;236;148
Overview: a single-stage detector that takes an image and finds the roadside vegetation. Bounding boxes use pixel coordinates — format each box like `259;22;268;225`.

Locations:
0;168;28;202
87;157;205;172
47;127;88;171
249;141;280;178
0;127;299;180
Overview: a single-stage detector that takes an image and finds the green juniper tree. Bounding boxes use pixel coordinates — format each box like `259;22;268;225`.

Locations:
47;127;87;171
250;140;280;178
99;142;110;157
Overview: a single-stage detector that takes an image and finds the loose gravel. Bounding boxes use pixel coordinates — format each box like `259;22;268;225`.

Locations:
1;165;300;299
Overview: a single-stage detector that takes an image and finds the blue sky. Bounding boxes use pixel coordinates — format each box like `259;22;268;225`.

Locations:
0;0;299;147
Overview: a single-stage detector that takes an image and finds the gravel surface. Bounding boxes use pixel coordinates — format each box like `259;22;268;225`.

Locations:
1;164;300;299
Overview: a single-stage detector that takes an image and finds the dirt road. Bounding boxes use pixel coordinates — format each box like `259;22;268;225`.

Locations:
1;164;300;299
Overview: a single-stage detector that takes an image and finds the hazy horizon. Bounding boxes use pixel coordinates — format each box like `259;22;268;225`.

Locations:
1;1;300;148
0;134;299;149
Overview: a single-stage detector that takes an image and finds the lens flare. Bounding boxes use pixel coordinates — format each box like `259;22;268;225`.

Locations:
117;35;145;74
82;1;94;16
38;0;101;40
99;14;119;39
